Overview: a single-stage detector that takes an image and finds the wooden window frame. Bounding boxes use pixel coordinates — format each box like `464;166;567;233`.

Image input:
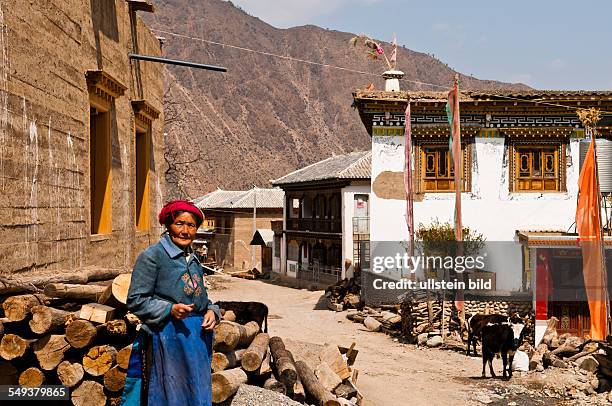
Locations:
135;125;150;231
89;102;113;235
509;140;566;193
415;140;471;193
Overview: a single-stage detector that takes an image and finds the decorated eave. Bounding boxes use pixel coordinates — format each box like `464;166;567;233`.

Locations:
353;89;612;137
132;100;161;130
86;70;127;102
516;230;612;248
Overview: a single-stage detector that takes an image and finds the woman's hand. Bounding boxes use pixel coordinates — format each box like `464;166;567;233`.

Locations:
201;309;217;331
171;303;194;320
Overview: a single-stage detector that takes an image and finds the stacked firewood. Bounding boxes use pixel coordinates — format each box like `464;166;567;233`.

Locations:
528;317;599;373
212;311;362;405
345;306;402;336
398;291;464;343
325;278;362;312
0;270;136;406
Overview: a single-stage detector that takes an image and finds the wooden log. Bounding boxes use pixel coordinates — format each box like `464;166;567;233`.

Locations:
0;360;18;384
543;352;568;368
43;283;107;301
211;349;245;373
264;376;286;394
2;294;48;321
259;350;272;376
83;345;117;376
529;343;549;371
0;334;35;360
18;367;45;387
292;376;306;403
550;337;582;357
295;360;341;406
104;366;126;392
269;335;286;353
315;362;342;392
213;321;241;352
111;274;131;304
213;320;259;352
66;319;97;348
57;360;84;388
71;381;106;406
29;305;71;334
211;367;248;403
116;345;132;370
223;310;236;322
320;344;351;380
240;321;260;348
541;317;559;347
104;319;128;336
78;303;115;324
33;334;70;370
269;337;297;388
334;383;358;399
363;316;382;332
0;268;128;295
241;333;270;372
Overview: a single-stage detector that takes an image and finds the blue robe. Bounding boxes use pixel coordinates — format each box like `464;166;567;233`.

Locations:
121;234;219;406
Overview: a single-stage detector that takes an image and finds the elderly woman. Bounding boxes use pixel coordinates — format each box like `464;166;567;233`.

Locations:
121;200;220;406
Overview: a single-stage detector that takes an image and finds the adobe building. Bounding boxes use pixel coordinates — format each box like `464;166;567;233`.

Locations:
0;1;164;274
193;188;284;273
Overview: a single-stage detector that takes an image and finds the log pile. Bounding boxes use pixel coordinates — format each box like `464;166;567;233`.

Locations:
346;306;402;337
325;278;362;312
0;272;137;406
212;307;362;405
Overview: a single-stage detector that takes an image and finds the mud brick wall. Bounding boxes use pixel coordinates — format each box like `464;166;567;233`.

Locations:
0;0;164;274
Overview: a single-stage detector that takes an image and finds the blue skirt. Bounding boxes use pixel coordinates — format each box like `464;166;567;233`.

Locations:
121;315;214;406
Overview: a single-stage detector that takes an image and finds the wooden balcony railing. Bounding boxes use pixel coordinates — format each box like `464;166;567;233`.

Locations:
286;218;341;233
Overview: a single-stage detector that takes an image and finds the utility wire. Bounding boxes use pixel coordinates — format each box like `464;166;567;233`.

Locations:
152;27;612;115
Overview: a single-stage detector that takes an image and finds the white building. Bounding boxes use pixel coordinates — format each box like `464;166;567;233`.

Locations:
271;152;371;285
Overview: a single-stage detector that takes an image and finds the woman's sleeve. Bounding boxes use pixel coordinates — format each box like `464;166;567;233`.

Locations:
206;299;221;322
126;250;173;326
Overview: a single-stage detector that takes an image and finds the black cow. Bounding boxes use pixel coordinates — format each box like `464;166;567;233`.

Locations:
481;321;527;379
466;314;508;357
216;301;269;333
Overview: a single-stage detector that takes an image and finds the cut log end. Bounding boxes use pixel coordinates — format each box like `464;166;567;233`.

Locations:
71;381;106;406
83;345;118;376
57;360;84;388
18;367;45;387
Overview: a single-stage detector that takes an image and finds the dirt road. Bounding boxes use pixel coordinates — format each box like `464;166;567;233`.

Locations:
209;275;494;406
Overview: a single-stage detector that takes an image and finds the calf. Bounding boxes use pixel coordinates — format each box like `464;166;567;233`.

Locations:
466;314;509;357
216;301;269;333
481;321;526;379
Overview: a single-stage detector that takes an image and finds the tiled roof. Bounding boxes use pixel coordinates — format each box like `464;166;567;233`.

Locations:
271;151;371;186
193;187;284;209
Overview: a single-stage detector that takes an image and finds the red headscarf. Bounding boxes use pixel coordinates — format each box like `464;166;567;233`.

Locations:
158;200;204;226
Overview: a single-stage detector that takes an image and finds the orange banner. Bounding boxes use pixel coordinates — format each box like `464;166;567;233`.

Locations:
576;135;607;339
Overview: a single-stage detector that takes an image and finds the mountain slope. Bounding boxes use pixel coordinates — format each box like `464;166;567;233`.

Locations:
146;0;529;198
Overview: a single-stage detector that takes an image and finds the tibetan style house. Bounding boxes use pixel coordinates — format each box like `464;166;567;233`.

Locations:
353;88;612;340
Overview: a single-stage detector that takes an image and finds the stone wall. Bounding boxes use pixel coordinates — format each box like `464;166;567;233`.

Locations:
0;0;164;274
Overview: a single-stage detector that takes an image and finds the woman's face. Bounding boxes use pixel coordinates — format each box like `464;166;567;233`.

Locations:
168;212;198;249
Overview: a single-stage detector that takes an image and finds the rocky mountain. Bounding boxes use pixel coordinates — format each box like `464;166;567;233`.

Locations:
145;0;529;198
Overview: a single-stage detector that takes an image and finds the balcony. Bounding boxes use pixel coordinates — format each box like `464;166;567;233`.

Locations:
286;218;341;233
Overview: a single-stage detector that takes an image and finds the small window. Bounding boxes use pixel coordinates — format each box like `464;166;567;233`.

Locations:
510;142;564;192
417;143;470;192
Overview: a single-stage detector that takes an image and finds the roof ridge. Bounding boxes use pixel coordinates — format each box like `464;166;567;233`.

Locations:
271;154;339;184
338;151;371;177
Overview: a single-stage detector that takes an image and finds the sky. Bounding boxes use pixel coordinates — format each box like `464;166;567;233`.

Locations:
230;0;612;90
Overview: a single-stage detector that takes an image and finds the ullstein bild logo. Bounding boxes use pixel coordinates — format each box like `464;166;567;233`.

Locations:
371;254;486;274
